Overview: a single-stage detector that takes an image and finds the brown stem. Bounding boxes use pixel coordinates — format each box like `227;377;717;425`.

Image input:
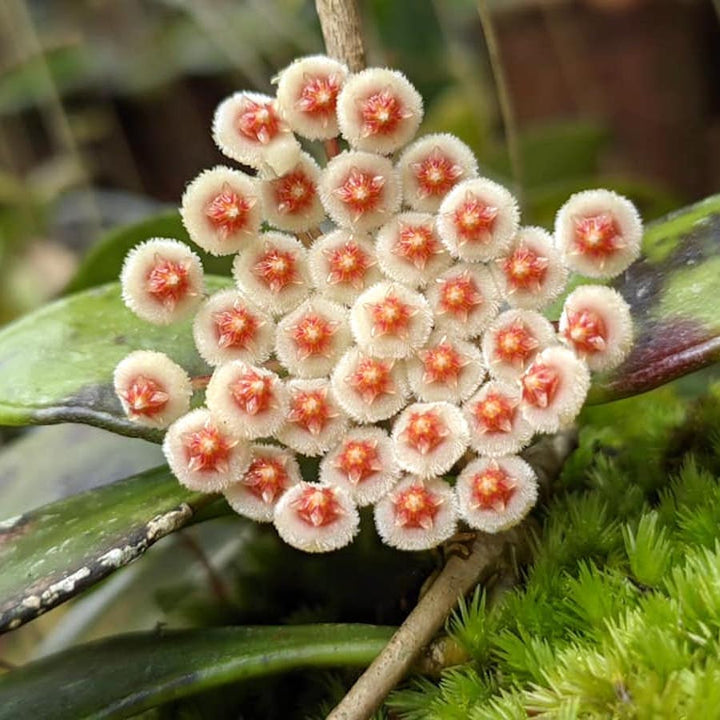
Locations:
191;375;212;390
178;531;235;607
324;137;341;160
315;0;365;71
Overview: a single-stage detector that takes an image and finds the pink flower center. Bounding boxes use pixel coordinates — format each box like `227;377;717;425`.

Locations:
522;363;560;409
360;89;405;136
336;440;381;484
243;456;289;504
253;248;298;292
470;466;515;511
420;343;465;386
402;410;447;455
471;392;516;434
563;309;607;356
501;246;549;291
453;194;498;243
325;241;373;289
293;486;343;527
573;213;623;260
184;425;233;473
122;376;168;418
288;388;335;435
437;273;483;321
368;295;414;338
335;168;385;217
412;147;463;198
213;306;259;350
237;99;281;144
231;370;275;415
394;223;440;270
146;259;190;308
393;485;442;530
205;185;254;237
297;75;341;118
273;170;316;215
349;357;395;404
493;322;539;368
291;313;338;359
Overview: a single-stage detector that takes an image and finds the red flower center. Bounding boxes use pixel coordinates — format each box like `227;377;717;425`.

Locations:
336;440;381;484
412;147;463;198
288;388;335;435
291;313;338;359
348;356;395;404
394;223;440;270
368;295;414;338
231;369;275;415
522;363;560;409
437;273;483;321
296;75;341;118
293;486;343;527
393;485;442;529
403;410;448;455
237;99;281;144
334;168;385;218
493;322;539;368
501;246;549;291
563;309;607;356
471;392;516;434
325;241;374;289
273;170;316;216
573;213;623;260
184;425;233;473
360;89;406;136
243;456;290;504
453;193;498;243
146;259;190;308
122;376;168;418
253;248;298;292
470;466;515;511
420;342;465;387
213;306;260;350
205;185;254;238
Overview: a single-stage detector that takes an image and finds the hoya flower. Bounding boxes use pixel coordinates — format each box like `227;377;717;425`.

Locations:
336;68;423;154
121;238;204;325
274;482;359;553
193;289;275;367
212;91;301;175
375;212;452;289
180;166;261;256
319;150;401;231
163;408;251;492
559;285;633;371
319;427;400;506
397;133;478;212
520;346;591;433
554;189;643;278
463;380;533;457
374;476;457;551
114;350;192;428
275;297;352;378
437;178;520;262
455;456;537;533
308;229;383;305
224;444;301;522
482;309;556;382
206;360;287;439
405;332;485;404
277;379;349;456
427;264;500;339
232;232;311;315
391;401;469;477
331;347;410;423
259;152;326;233
275;55;349;140
350;281;433;359
493;226;568;310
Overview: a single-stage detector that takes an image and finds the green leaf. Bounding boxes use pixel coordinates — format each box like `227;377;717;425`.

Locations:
0;466;214;634
0;278;229;440
65;211;234;295
0;624;394;720
590;194;720;403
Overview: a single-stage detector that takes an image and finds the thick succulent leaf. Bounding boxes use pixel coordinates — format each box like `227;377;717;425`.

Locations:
0;624;394;720
0;278;229;441
589;194;720;403
65;211;234;294
0;467;213;634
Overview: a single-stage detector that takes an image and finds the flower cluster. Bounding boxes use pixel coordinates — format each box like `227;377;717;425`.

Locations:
115;56;641;553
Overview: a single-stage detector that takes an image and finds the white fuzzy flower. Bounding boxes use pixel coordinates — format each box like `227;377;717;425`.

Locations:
275;297;352;378
336;68;423;154
232;232;311;316
391;402;469;477
206;361;287;439
319;150;401;231
554;189;643;279
397;133;478;212
493;226;568;310
455;456;537;533
463;380;533;457
406;332;485;404
114;350;192;428
559;285;633;372
375;212;452;288
427;264;500;339
163;408;251;492
482;309;556;382
212;91;301;174
193;289;275;367
120;238;204;325
224;444;301;522
350;281;433;359
374;476;457;551
308;229;383;305
259;151;326;233
274;482;359;553
180;166;261;256
437;178;520;262
319;427;400;506
331;347;410;423
520;346;591;433
277;379;349;457
275;55;349;140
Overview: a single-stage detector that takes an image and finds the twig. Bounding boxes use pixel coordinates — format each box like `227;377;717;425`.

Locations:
178;531;235;608
475;0;524;201
315;0;365;72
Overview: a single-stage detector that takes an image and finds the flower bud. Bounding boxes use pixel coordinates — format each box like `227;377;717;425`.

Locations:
224;444;301;522
455;455;537;533
274;482;359;553
319;427;400;506
275;55;349;140
397;133;478;212
554;189;642;278
163;408;251;492
337;68;423;154
114;350;192;428
374;476;457;551
319;150;401;231
391;401;469;477
437;178;520;262
180;166;261;256
120;238;204;325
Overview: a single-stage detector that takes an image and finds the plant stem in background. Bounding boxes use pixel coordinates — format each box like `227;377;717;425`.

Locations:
315;0;366;72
